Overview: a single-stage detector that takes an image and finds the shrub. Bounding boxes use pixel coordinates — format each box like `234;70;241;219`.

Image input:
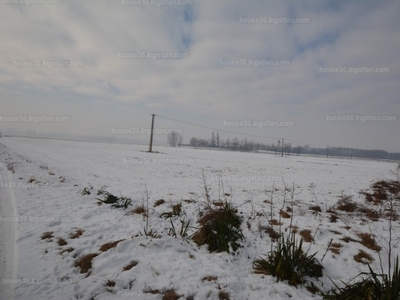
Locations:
323;257;400;300
192;201;244;253
253;233;323;286
96;188;132;209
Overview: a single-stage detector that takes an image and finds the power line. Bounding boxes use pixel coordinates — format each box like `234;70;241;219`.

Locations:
156;114;282;141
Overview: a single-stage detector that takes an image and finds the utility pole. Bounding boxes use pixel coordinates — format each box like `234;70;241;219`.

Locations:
148;114;155;152
350;148;352;159
281;138;284;157
326;145;329;158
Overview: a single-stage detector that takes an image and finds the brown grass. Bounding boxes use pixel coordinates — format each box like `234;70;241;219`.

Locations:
299;229;313;242
183;199;196;204
202;276;218;282
356;232;382;252
162;290;181;300
127;206;147;215
269;219;282;226
60;247;74;255
337;197;357;212
354;250;374;264
329;213;339;223
260;225;281;241
57;237;68;246
69;229;84;239
212;201;224;207
41;231;53;240
123;260;138;271
279;209;291;219
104;279;115;287
219;291;230;300
309;205;322;213
330;243;343;255
361;180;400;205
154;199;166;207
99;239;125;252
74;253;98;273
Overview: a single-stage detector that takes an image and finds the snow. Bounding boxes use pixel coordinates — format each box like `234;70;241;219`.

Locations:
0;162;18;300
0;136;398;300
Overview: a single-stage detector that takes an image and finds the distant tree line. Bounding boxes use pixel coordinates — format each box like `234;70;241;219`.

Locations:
187;131;400;161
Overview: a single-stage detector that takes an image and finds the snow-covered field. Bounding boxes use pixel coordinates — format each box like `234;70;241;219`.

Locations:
0;136;398;300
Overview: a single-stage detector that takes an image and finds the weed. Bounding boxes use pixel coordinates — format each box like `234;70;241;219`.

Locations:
81;185;93;196
96;188;132;209
192;201;244;253
253;233;323;286
160;203;183;219
323;257;400;300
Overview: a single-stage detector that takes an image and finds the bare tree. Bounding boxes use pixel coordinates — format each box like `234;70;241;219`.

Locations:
167;131;183;147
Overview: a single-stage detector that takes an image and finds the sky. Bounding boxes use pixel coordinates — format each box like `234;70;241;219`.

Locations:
0;0;399;151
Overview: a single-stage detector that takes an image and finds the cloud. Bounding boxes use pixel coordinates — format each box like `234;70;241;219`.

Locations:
0;0;399;151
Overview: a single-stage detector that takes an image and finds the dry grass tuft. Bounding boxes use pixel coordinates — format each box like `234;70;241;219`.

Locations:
329;213;339;223
299;229;314;242
162;290;181;300
41;231;53;240
60;247;74;255
260;225;281;241
99;239;125;252
218;291;230;300
127;205;147;216
104;279;115;287
57;237;68;246
154;199;166;207
74;253;98;273
202;276;218;282
309;205;322;213
329;243;343;255
356;232;382;252
69;229;84;239
270;219;282;226
279;209;291;219
354;250;374;264
123;260;139;271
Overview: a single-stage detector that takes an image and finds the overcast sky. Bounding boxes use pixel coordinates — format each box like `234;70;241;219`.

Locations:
0;0;399;151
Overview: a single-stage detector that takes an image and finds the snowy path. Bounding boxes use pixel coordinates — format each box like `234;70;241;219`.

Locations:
0;163;18;300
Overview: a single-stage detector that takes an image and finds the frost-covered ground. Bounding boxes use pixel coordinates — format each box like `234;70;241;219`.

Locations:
0;136;398;300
